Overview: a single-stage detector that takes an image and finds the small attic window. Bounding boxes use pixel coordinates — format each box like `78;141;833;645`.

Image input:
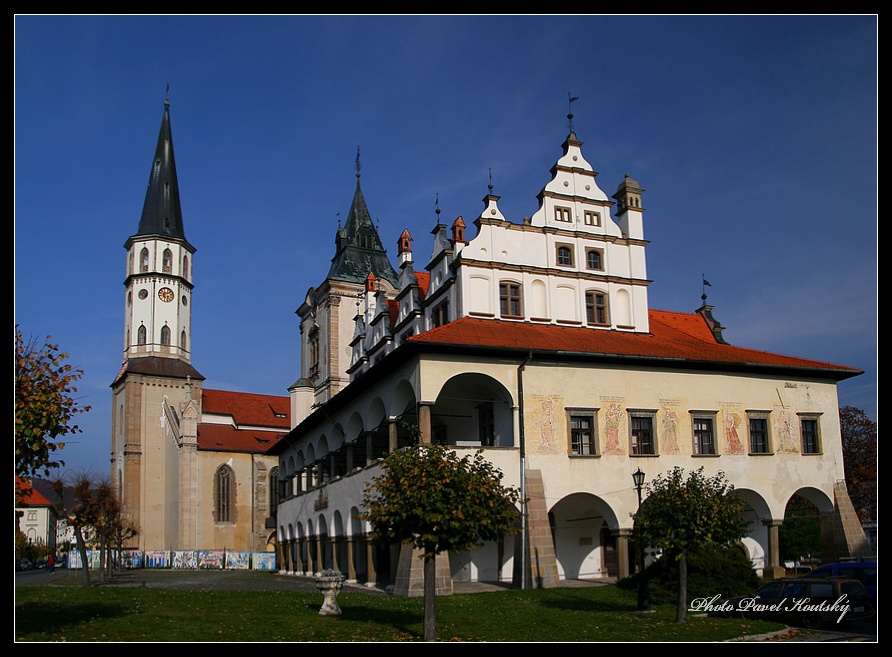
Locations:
274;412;286;419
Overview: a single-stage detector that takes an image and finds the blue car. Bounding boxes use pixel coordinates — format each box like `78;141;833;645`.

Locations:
808;560;876;600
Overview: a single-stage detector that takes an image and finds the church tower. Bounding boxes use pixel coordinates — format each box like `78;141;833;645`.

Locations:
294;150;398;414
111;97;204;550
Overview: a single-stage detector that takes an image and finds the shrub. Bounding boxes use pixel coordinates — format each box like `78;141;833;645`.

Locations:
618;544;760;605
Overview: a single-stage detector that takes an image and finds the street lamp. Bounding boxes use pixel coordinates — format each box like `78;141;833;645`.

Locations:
632;467;650;611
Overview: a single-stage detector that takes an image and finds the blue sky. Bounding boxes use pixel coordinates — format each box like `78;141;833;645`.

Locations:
15;15;877;477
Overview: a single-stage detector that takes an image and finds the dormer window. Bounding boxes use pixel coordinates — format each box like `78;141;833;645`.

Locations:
499;282;523;318
585;291;609;325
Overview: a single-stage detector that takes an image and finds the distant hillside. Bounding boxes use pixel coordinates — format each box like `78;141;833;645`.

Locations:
28;477;78;511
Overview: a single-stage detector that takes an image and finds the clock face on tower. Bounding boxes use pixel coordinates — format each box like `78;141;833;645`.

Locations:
158;287;175;303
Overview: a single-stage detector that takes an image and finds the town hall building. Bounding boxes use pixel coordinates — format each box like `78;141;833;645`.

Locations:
109;99;869;587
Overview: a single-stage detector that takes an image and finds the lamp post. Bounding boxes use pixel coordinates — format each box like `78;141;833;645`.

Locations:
632;467;650;611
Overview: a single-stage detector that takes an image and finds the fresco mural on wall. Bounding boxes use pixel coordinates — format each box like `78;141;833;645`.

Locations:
660;404;680;454
531;394;561;453
724;409;745;454
775;409;799;453
603;402;626;455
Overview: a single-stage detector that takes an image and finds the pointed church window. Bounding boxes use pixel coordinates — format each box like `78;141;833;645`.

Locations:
215;465;234;523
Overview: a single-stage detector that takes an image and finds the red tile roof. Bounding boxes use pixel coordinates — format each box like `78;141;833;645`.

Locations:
201;389;290;429
197;389;289;454
15;476;52;506
407;310;861;376
197;423;285;453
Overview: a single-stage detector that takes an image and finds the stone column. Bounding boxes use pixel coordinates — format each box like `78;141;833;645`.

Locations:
365;533;378;586
762;519;785;579
295;536;305;574
327;534;337;571
613;528;632;579
388;418;399;453
346;535;357;582
418;402;433;445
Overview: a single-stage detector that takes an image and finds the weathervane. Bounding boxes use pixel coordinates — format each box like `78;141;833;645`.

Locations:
567;92;579;132
435;192;441;224
355;146;361;180
488;167;494;194
701;275;712;302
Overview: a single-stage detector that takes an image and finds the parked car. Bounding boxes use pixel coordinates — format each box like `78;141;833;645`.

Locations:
808;560;877;600
710;577;875;630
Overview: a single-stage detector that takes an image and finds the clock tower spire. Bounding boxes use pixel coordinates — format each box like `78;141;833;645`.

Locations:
121;96;198;367
111;95;204;552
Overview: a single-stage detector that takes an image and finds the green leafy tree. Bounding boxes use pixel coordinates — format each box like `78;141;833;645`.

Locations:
779;495;821;563
839;405;877;523
362;443;523;641
15;327;91;480
633;466;749;623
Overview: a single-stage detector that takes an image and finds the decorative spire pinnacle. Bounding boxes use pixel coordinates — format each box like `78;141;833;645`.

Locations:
435;192;441;224
567;92;579;132
701;275;712;302
355;146;361;181
488;168;494;194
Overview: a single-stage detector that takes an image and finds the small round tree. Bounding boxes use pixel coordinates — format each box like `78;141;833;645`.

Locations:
362;443;523;641
634;466;749;623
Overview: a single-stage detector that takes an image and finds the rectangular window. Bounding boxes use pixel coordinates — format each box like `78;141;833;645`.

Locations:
584;210;601;226
747;412;771;454
586;249;604;270
499;282;523;317
556;244;574;266
799;414;821;454
554;206;572;222
585;291;609;325
691;413;717;455
629;411;657;455
568;409;599;456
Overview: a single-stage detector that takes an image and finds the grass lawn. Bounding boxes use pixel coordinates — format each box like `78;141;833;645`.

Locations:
15;580;785;642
